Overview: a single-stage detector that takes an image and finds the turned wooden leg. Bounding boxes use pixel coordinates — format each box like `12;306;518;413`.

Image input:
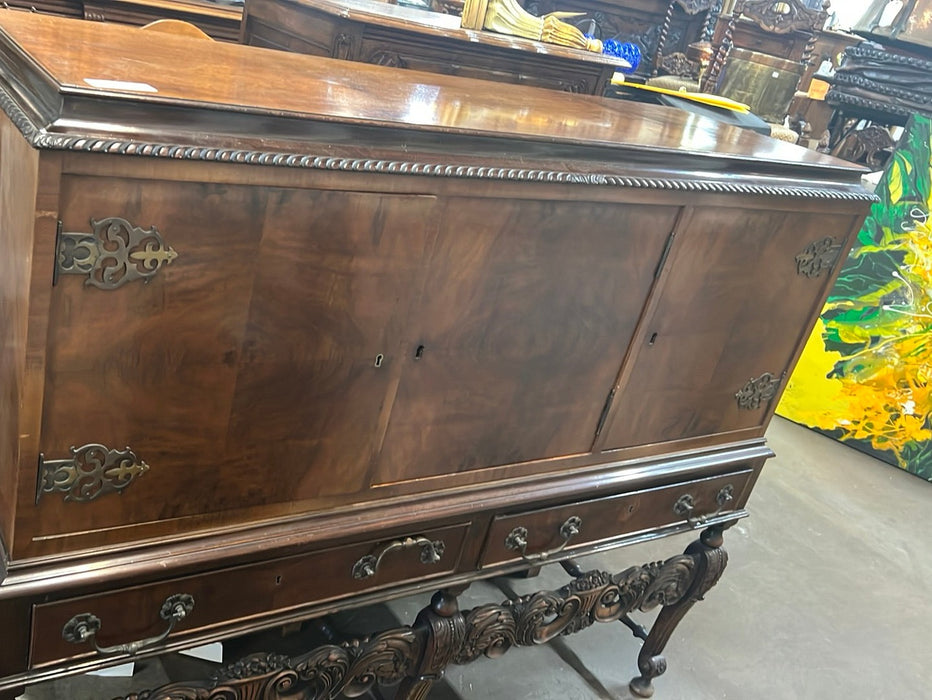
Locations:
395;587;467;700
629;526;729;698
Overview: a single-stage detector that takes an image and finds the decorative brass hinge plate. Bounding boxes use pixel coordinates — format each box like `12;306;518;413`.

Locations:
55;217;177;290
735;372;783;411
795;237;842;278
36;444;149;503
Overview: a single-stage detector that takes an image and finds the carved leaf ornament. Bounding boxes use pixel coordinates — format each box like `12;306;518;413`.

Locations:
119;556;703;700
740;0;828;34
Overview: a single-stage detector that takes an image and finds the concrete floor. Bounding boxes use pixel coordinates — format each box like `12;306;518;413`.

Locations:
20;417;932;699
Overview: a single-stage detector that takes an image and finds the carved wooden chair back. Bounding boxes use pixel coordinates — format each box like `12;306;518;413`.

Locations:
702;0;830;91
651;0;722;80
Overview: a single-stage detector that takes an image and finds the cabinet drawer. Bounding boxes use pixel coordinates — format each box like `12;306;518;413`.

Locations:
480;471;752;569
30;523;469;668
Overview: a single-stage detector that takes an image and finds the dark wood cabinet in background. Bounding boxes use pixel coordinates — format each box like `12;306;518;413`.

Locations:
242;0;630;94
0;10;872;700
4;0;241;38
526;0;716;72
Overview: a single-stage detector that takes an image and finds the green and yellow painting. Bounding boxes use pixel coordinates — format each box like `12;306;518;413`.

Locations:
778;114;932;481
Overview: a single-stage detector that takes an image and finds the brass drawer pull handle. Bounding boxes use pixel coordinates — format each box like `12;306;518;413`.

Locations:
352;536;446;580
505;515;582;563
673;484;735;526
62;594;194;656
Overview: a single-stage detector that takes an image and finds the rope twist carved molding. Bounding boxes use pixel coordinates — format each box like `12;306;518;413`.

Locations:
0;88;878;203
831;73;932;105
825;89;920;120
115;556;704;700
843;45;932;71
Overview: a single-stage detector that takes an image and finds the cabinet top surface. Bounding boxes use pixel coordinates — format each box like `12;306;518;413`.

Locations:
0;10;866;182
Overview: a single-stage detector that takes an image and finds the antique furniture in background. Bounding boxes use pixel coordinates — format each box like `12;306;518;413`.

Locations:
3;0;240;39
644;0;721;92
704;0;830;126
241;0;627;94
709;0;830;77
0;10;872;700
525;0;717;78
459;0;602;52
785;27;860;145
823;0;932;165
852;0;932;52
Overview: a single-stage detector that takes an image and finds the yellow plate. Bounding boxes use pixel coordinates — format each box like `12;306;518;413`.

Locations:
611;75;751;114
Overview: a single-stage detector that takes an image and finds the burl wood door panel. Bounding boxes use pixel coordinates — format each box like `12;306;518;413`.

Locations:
602;207;859;448
35;176;436;538
373;199;678;484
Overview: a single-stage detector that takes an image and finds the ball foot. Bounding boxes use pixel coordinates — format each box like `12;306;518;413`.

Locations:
629;675;655;698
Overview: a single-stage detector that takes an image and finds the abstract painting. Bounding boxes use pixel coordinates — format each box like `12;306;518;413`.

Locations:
778;114;932;480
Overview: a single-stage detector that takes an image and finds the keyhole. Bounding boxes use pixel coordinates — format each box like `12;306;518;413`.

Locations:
275;575;282;585
374;354;384;368
648;332;658;346
414;345;425;360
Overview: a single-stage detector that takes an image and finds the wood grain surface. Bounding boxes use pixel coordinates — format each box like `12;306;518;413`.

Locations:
374;198;677;483
0;112;38;547
0;10;865;175
602;207;862;448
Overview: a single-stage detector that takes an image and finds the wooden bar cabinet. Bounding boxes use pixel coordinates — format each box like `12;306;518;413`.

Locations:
0;10;873;699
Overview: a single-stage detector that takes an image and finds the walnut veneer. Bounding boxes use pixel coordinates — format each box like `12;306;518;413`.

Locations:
0;10;873;699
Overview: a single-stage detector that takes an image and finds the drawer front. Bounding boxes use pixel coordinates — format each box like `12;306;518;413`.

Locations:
30;523;469;668
480;471;753;569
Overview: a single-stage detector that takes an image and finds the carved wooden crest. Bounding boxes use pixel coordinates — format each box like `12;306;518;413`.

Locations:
739;0;829;35
661;51;701;78
675;0;715;14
